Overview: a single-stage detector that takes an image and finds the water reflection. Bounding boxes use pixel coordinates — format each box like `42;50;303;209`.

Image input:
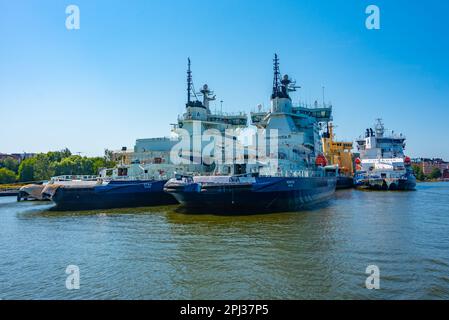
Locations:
1;183;448;299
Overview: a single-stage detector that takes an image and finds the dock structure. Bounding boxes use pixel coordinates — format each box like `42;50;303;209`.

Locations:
0;189;19;197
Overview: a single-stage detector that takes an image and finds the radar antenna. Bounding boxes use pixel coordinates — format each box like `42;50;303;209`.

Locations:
271;54;301;100
198;84;216;111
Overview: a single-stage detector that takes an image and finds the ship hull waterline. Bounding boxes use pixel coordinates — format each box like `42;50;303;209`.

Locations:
354;174;417;191
165;176;337;214
336;175;354;190
51;180;178;211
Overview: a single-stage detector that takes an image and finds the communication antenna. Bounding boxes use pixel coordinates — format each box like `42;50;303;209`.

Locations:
186;58;199;104
272;53;280;97
187;58;192;103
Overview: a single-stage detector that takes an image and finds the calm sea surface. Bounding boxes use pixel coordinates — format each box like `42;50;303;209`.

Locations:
1;182;449;299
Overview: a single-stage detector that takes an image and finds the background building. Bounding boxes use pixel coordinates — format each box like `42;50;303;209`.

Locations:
412;158;449;180
0;152;35;163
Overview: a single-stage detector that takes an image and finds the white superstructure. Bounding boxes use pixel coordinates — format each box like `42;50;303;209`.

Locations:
110;58;248;177
354;119;416;190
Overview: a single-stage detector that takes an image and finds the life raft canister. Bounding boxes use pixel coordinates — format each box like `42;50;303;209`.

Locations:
315;154;327;167
404;156;411;166
355;158;362;171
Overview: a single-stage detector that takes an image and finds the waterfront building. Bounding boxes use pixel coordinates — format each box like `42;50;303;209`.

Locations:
412;158;449;179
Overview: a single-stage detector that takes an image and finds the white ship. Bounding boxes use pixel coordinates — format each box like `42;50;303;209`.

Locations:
354;119;416;190
45;59;249;210
111;58;248;177
164;54;337;214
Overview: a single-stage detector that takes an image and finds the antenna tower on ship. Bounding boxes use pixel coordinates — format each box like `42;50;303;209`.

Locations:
187;58;193;104
375;118;385;137
272;54;281;98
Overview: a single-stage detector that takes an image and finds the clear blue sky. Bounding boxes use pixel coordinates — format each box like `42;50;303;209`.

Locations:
1;0;448;158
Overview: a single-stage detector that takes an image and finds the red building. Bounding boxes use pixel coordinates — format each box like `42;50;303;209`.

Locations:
413;158;449;178
443;169;449;180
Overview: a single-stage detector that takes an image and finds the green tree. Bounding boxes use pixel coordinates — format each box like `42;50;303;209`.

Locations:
32;154;54;181
53;157;75;176
53;156;86;176
92;157;108;174
52;155;109;176
18;157;36;182
60;148;72;159
0;168;17;184
46;148;72;162
429;167;442;180
17;150;116;181
412;165;426;181
0;157;19;173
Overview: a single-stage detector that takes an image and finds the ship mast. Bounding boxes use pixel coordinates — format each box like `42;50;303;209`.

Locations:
187;58;192;104
186;58;200;108
272;54;280;99
375;118;385;137
271;54;298;100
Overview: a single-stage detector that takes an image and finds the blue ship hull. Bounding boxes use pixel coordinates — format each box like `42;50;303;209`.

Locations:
336;175;354;189
52;180;177;211
165;176;337;214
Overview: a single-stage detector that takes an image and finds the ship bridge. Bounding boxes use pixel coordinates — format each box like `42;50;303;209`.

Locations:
177;58;248;132
356;119;407;159
292;104;332;123
177;111;247;130
251;103;332;128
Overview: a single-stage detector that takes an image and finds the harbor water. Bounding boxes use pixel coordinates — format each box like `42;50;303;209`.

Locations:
1;182;448;299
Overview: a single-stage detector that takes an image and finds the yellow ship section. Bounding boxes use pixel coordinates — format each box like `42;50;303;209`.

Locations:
322;123;354;177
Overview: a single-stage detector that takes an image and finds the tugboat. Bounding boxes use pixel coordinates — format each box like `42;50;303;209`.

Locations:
321;123;354;189
164;54;337;214
354;119;416;190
